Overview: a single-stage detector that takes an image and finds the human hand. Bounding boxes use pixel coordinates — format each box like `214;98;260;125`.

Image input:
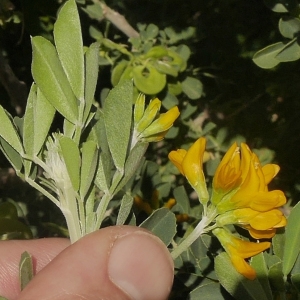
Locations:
0;226;174;300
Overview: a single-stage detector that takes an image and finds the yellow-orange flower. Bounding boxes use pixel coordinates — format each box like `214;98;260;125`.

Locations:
215;145;286;214
213;227;271;280
169;137;209;204
216;207;287;238
213;142;242;194
168;138;287;280
132;96;180;145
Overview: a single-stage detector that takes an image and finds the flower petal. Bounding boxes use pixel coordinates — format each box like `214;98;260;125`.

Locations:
249;209;285;230
213;142;242;193
244;225;277;239
262;164;280;185
142;106;180;137
230;255;257;280
182;137;206;188
168;149;187;175
250;190;287;211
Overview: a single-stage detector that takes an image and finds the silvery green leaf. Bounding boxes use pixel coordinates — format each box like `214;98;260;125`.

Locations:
251;253;273;300
54;0;84;100
59;136;81;192
22;84;36;155
63;118;76;138
31;36;78;123
23;84;55;156
103;80;133;171
114;142;148;194
83;43;99;123
116;194;133;225
189;281;224;300
0;138;23;173
19;251;34;291
140;208;176;246
80;140;98;199
95;152;112;192
0;106;23;154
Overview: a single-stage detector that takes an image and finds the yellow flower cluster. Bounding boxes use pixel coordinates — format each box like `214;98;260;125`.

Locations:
133;94;180;144
169;137;287;280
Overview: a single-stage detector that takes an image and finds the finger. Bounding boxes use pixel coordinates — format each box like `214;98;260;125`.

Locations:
18;226;174;300
0;238;70;299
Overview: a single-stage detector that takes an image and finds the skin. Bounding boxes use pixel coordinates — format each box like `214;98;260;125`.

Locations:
0;226;174;300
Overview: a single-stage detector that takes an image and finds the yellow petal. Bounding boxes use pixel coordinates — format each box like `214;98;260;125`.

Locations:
182;137;206;187
136;98;161;133
250;190;287;212
213;142;242;193
142;106;180;137
228;238;271;259
134;93;145;125
240;143;253;182
168;149;187;175
249;209;285;230
230;255;257;280
262;164;280;185
244;225;277;239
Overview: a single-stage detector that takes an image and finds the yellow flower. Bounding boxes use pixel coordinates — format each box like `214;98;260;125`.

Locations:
141;106;180;140
213;142;242;194
169;137;209;204
135;98;161;132
216;207;287;238
213;227;271;280
216;145;286;214
132;96;180;145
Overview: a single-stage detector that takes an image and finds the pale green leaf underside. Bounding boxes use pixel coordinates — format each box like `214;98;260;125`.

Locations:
31;36;78;123
19;251;34;291
103;80;133;170
0;106;23;154
54;0;85;100
140;208;176;246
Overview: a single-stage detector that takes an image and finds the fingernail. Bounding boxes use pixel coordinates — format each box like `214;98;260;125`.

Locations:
108;231;174;300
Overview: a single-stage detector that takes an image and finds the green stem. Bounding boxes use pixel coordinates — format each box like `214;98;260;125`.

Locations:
171;210;217;260
60;187;82;243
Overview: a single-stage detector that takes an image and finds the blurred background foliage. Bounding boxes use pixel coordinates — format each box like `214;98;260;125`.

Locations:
1;0;300;288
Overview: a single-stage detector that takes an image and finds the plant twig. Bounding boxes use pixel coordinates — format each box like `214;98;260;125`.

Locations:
93;0;139;38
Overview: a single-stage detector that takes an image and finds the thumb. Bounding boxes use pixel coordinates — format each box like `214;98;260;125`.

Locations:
18;226;174;300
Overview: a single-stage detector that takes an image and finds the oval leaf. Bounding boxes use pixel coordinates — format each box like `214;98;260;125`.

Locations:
103;80;133;170
275;38;300;62
182;76;203;99
139;208;176;246
31;36;78;123
279;17;300;39
111;60;129;86
133;65;166;94
54;0;84;100
19;251;34;291
252;42;285;69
